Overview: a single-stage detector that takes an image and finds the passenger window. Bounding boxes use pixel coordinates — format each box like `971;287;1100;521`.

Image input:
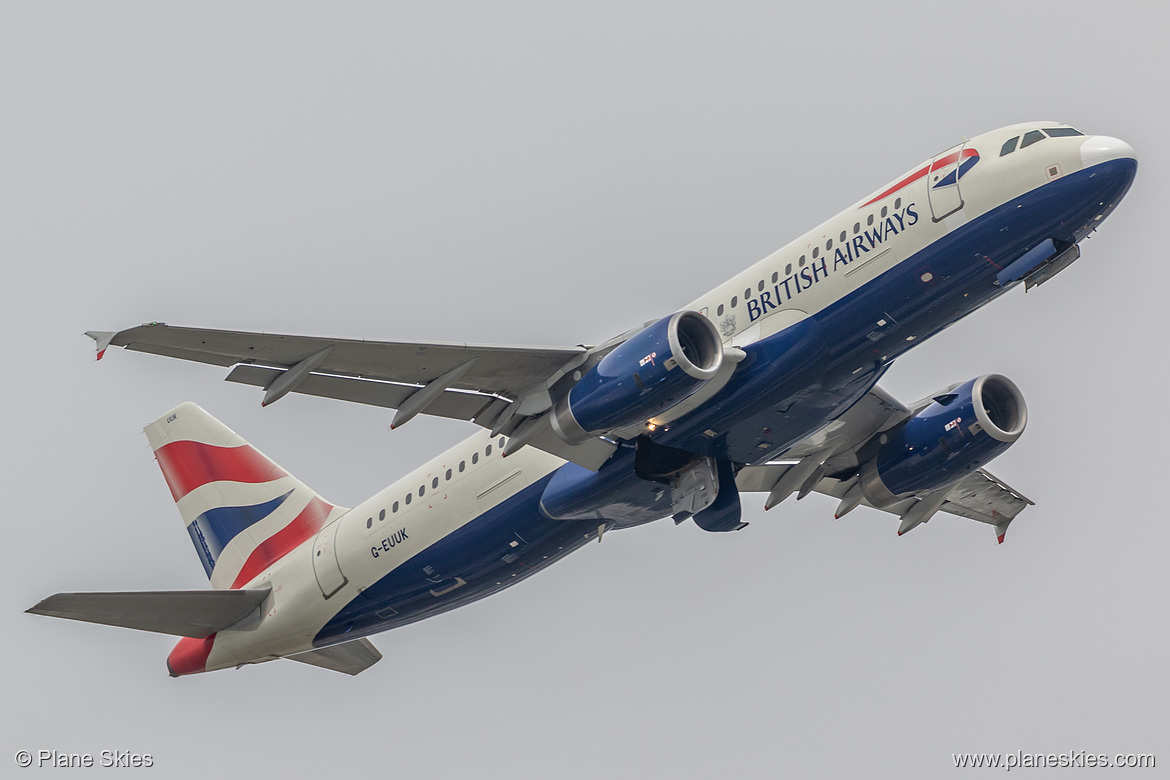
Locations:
771;271;778;283
799;255;806;267
785;263;793;275
459;461;465;473
731;296;738;308
744;288;751;299
717;304;724;316
853;222;859;234
839;230;846;242
895;198;901;210
472;453;479;464
379;509;386;521
405;494;412;505
1021;130;1045;148
826;239;833;250
1043;127;1083;137
757;280;765;292
881;206;888;218
498;437;506;448
366;518;372;529
393;501;399;512
1000;136;1019;156
446;468;452;480
867;214;874;226
486;445;492;456
812;248;819;259
419;485;425;497
432;477;439;489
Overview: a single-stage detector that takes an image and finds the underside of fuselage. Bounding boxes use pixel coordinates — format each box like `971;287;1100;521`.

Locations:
315;475;596;646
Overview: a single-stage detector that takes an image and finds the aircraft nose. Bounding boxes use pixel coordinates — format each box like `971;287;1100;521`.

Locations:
1081;135;1137;168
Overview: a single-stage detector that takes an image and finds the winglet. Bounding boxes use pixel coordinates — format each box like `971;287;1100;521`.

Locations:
85;331;117;361
994;515;1014;545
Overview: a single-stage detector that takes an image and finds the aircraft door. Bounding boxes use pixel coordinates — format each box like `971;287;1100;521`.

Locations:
312;517;348;599
927;143;967;222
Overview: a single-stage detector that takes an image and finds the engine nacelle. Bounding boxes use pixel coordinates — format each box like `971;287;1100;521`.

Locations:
859;374;1027;507
551;311;723;443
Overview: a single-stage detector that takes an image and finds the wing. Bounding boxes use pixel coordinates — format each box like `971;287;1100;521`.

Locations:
89;323;617;469
803;468;1029;534
735;385;1035;542
94;323;583;399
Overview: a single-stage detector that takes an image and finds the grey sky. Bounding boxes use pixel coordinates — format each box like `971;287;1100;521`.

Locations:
4;2;1166;777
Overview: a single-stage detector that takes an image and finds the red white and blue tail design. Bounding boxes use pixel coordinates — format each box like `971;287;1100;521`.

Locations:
144;402;348;589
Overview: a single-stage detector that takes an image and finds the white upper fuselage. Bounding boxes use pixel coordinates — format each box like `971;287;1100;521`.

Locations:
685;122;1127;348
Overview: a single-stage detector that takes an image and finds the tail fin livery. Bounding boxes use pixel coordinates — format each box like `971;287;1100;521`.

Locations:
144;402;347;589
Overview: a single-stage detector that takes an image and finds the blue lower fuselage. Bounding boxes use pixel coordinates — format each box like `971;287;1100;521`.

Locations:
315;156;1136;647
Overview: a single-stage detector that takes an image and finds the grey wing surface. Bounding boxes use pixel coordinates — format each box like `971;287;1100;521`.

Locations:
96;323;583;398
89;323;616;469
799;468;1032;524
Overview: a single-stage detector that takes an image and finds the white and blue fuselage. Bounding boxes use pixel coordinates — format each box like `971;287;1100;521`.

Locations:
151;123;1139;673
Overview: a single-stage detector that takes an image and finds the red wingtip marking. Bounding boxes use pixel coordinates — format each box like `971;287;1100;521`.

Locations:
834;514;840;520
897;531;903;536
96;349;106;361
997;534;1006;544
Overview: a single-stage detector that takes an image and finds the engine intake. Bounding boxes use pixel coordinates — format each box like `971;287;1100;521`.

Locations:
859;374;1027;506
552;311;723;443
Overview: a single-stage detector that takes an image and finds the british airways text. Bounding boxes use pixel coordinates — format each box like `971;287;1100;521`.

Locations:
748;203;919;322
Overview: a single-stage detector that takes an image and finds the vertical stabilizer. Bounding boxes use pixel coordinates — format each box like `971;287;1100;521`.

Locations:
144;402;347;589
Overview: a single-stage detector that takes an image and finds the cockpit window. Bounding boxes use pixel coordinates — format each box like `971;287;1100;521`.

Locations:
1020;130;1046;148
1000;136;1019;156
1043;127;1083;137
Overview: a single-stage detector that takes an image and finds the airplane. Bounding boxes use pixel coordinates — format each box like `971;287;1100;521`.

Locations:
28;121;1137;676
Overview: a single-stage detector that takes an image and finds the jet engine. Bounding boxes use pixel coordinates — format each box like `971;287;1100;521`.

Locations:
551;311;723;443
858;374;1027;507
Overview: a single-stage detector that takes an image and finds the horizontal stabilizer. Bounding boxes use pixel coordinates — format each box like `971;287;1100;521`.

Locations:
27;586;270;638
286;638;382;675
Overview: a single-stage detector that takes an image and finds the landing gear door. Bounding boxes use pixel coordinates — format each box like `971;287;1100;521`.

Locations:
927;143;967;223
312;518;348;599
